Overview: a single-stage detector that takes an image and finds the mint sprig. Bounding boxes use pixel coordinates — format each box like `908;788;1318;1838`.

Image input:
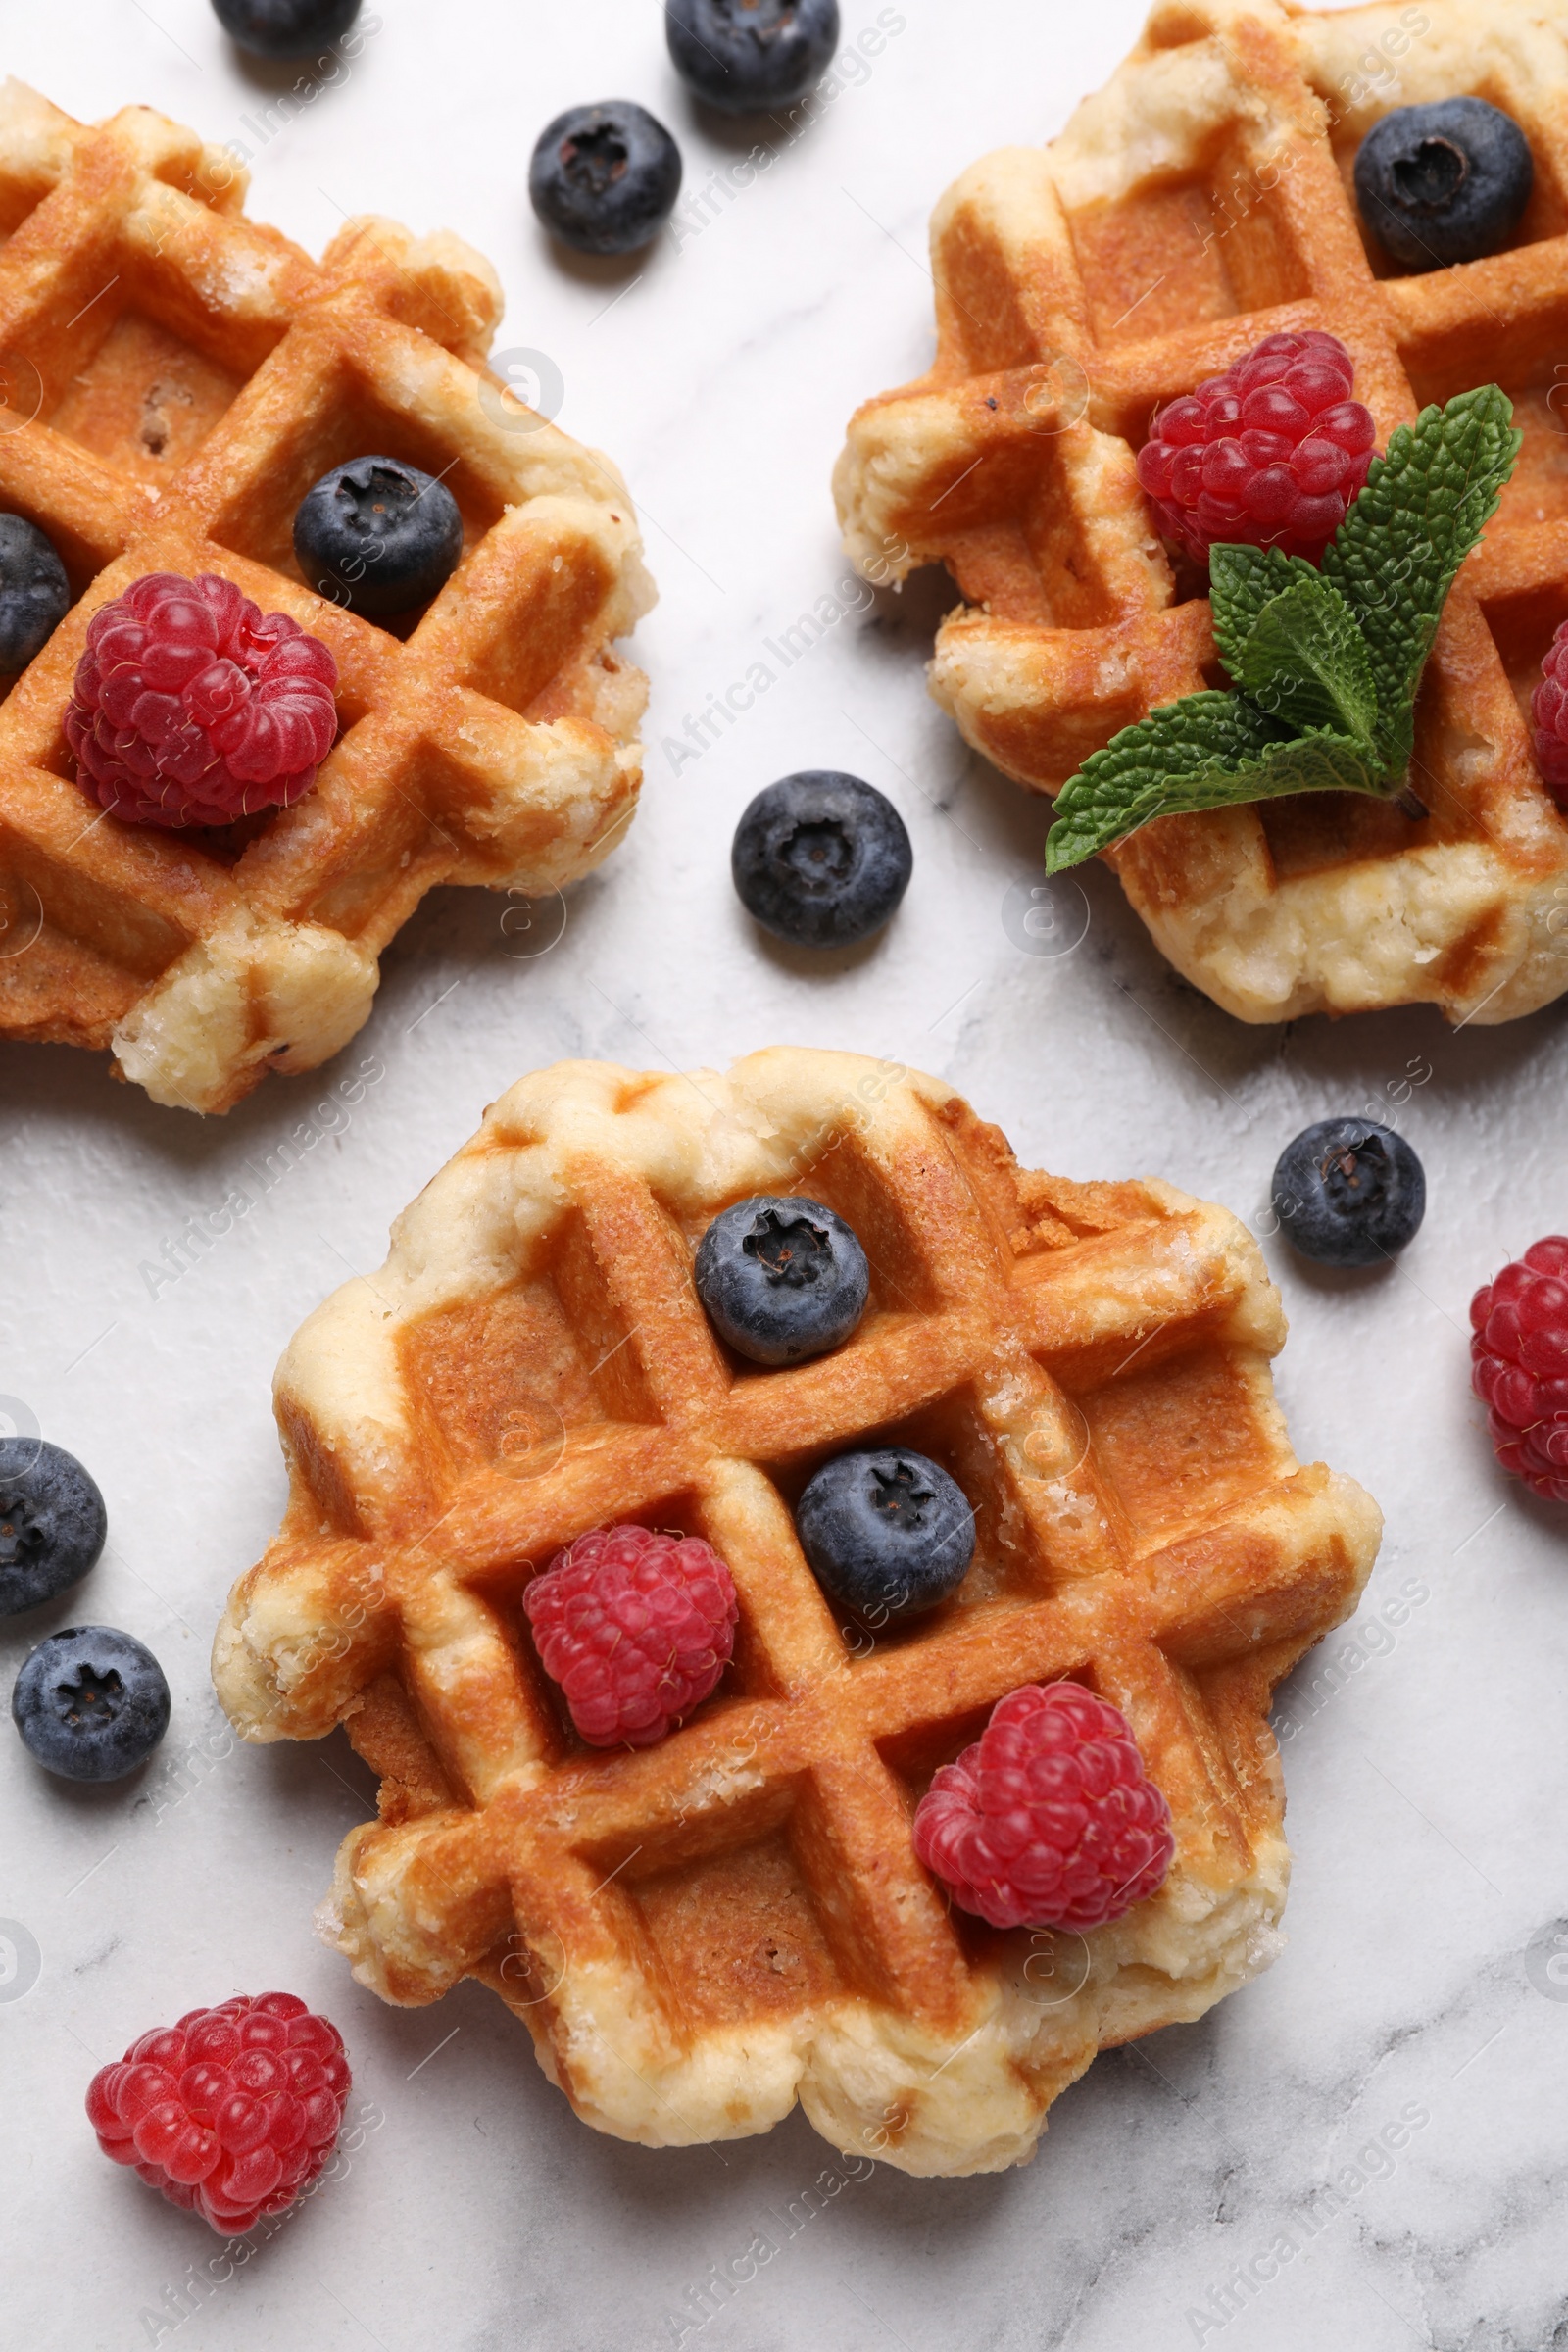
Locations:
1043;386;1520;872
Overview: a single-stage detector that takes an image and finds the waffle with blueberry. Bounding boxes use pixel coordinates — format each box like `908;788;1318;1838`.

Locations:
213;1049;1380;2176
836;0;1568;1026
0;81;653;1111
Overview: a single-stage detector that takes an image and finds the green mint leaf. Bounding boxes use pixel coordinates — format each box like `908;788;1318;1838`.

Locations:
1043;380;1521;873
1321;383;1521;773
1233;575;1380;746
1045;707;1384;870
1207;544;1316;679
1047;694;1283;870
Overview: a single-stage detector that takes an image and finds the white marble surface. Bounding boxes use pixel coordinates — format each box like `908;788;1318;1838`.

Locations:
3;3;1567;2347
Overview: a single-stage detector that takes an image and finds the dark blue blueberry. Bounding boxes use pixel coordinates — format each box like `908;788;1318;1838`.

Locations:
732;772;911;949
1354;99;1533;270
211;0;361;60
12;1626;171;1781
1272;1118;1426;1268
696;1195;869;1366
293;457;464;618
529;103;683;258
0;1440;107;1617
796;1448;974;1623
666;0;840;115
0;514;69;674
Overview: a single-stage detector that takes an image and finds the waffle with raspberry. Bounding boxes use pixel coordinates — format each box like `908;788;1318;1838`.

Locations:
836;0;1568;1026
0;81;653;1111
213;1049;1380;2176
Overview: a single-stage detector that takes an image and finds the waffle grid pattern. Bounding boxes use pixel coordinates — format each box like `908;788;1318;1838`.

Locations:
214;1052;1380;2175
836;0;1568;1026
0;81;653;1111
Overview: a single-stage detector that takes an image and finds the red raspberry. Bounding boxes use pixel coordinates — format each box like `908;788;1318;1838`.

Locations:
85;1991;351;2236
1531;621;1568;805
913;1682;1174;1932
1135;329;1377;566
1470;1237;1568;1502
523;1523;739;1747
66;572;338;828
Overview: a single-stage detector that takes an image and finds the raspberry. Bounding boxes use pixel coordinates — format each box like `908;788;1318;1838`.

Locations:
66;572;338;828
85;1991;351;2236
523;1523;739;1747
912;1682;1174;1933
1531;621;1568;805
1470;1236;1568;1502
1134;329;1378;566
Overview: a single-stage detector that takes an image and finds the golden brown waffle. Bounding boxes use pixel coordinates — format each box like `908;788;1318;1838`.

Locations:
0;81;653;1112
837;0;1568;1026
213;1049;1380;2176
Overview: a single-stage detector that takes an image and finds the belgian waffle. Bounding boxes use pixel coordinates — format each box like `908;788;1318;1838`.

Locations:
213;1050;1381;2177
0;82;653;1112
836;0;1568;1026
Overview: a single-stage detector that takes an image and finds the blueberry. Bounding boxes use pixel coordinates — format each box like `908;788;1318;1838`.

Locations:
732;772;911;949
797;1448;975;1623
666;0;840;115
293;457;464;618
1271;1118;1426;1268
696;1196;869;1366
1354;98;1533;270
0;514;69;674
529;103;682;258
211;0;361;60
0;1440;107;1617
12;1626;171;1781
